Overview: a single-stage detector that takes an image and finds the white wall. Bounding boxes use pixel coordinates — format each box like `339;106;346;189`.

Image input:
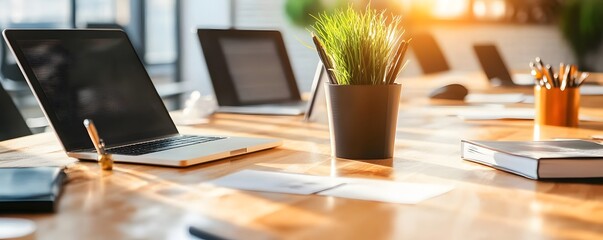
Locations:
180;0;231;95
417;24;576;75
179;0;319;96
233;0;319;92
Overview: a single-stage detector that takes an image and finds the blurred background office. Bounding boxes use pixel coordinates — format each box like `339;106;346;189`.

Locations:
1;0;602;133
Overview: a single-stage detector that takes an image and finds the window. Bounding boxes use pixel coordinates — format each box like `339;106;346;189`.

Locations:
75;0;116;28
0;0;71;28
145;0;177;64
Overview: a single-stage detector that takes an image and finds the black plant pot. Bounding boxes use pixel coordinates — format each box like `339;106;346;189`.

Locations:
325;83;401;159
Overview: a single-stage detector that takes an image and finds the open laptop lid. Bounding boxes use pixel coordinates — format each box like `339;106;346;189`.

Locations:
197;29;301;106
473;44;516;87
3;29;177;152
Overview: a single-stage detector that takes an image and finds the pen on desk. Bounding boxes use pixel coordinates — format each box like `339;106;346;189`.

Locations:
84;119;104;155
83;119;113;170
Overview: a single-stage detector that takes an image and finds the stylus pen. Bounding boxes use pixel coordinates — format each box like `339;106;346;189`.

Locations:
83;119;105;155
84;119;113;170
311;35;337;84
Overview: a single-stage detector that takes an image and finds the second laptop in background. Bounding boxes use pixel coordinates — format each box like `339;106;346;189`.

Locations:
197;29;305;115
473;44;534;87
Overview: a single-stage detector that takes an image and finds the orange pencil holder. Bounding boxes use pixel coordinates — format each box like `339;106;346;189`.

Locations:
534;85;580;127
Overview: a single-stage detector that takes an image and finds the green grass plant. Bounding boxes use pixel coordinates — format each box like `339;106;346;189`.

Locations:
311;5;409;85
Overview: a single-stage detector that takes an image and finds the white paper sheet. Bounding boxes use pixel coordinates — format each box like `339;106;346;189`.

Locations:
210;170;454;204
457;108;603;122
209;170;344;195
457;108;535;120
580;85;603;95
318;178;454;204
465;93;526;104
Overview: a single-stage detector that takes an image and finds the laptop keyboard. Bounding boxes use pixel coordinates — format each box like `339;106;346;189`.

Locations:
105;135;225;156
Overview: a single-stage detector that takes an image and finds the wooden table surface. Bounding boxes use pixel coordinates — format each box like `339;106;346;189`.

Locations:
2;73;603;240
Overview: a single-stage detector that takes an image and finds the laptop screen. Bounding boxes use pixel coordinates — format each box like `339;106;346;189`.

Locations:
6;30;177;151
219;37;293;103
473;44;514;86
197;29;301;106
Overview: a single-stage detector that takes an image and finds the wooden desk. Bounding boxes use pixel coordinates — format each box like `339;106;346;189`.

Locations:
2;74;603;240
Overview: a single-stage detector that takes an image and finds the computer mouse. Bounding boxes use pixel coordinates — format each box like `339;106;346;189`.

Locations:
428;84;469;100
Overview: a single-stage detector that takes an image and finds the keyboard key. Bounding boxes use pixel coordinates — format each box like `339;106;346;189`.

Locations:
104;135;225;156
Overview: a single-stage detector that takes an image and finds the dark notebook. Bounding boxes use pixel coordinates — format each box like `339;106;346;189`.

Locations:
0;167;66;213
461;140;603;179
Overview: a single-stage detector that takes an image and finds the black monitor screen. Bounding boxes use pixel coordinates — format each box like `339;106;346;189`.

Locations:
13;31;176;151
219;37;293;103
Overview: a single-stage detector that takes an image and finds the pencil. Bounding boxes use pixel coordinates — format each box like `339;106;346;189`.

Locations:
386;40;409;84
312;35;337;84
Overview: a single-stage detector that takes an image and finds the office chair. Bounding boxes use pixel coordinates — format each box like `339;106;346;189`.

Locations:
0;82;31;141
410;32;451;74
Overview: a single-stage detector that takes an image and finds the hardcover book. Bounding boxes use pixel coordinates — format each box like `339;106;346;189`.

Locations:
461;140;603;179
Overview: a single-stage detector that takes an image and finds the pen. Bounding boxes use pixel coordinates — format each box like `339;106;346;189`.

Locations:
558;63;565;83
545;65;556;87
543;74;552;89
386;40;409;84
83;119;113;170
529;62;543;79
529;62;545;86
83;119;105;155
561;64;571;90
312;35;337;84
535;58;552;87
576;72;590;86
535;57;545;73
569;64;577;87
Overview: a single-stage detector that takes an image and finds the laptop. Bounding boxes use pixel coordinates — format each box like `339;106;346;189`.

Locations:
473;44;534;87
3;29;281;167
197;29;305;115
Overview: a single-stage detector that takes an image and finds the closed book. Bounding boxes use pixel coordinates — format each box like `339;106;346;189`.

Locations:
461;140;603;179
0;167;66;213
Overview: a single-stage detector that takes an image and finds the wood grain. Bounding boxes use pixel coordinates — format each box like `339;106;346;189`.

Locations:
2;73;603;240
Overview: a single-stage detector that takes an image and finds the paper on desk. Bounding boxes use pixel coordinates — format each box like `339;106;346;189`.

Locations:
210;170;454;204
209;170;345;195
457;108;534;120
465;93;526;104
581;85;603;95
318;178;454;204
457;108;603;122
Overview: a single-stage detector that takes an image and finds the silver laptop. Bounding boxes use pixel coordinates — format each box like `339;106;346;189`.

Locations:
3;29;281;167
197;29;305;115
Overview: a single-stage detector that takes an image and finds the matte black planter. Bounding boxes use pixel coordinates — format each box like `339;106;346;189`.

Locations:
325;83;401;159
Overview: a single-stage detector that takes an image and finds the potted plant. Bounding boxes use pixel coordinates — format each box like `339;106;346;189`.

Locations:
310;5;409;159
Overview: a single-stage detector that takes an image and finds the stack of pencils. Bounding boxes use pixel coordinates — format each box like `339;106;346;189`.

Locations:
529;57;590;90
